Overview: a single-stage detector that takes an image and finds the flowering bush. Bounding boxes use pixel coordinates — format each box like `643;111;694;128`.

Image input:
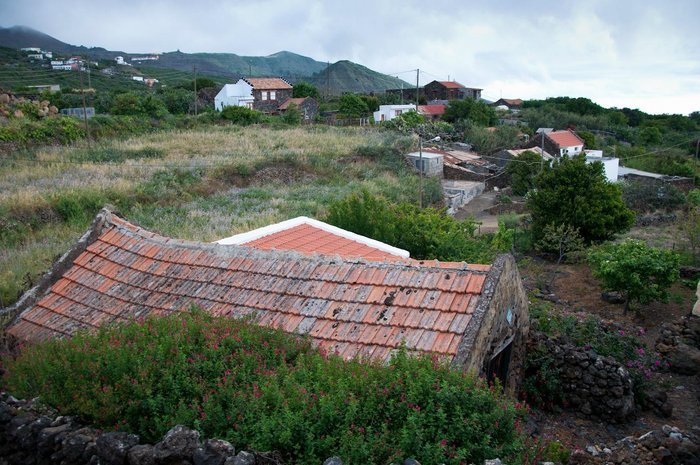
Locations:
525;300;667;406
3;310;528;465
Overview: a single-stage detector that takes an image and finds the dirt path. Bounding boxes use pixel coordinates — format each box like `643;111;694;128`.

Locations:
453;190;500;233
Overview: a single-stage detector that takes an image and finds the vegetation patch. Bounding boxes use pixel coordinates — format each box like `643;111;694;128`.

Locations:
3;310;527;465
523;300;668;407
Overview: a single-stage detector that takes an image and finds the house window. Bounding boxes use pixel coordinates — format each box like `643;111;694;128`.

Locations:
395;109;402;116
270;91;276;100
261;92;267;101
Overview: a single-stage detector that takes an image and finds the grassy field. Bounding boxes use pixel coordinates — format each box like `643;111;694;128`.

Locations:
0;125;440;306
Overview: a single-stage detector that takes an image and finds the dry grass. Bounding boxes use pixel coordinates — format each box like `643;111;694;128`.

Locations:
0;125;417;306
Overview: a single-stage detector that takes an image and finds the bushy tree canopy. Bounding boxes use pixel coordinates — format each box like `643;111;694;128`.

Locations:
292;81;319;99
588;239;680;314
443;99;496;126
326;190;494;263
527;155;634;243
505;150;546;196
338;94;370;117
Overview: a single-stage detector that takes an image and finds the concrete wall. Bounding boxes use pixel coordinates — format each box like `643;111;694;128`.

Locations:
373;105;417;122
405;152;443;177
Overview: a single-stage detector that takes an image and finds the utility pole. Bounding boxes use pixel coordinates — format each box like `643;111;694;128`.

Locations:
415;68;419;107
193;65;198;116
78;66;91;148
85;55;93;109
540;130;545;173
326;61;330;100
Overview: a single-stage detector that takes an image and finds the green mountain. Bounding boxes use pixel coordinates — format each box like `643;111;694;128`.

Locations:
0;25;127;59
144;50;327;81
0;25;411;94
308;60;409;95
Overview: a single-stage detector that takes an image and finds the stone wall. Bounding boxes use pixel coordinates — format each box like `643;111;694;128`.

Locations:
528;333;635;421
656;315;700;375
455;254;530;394
0;393;276;465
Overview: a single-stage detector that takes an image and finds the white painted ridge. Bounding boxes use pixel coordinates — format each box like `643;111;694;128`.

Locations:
215;216;411;258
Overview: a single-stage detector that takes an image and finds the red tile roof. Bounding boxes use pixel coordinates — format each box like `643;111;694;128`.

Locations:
244;77;292;90
6;211;494;364
216;217;409;261
546;129;585;148
278;97;308;110
418;104;446;116
438;81;466;89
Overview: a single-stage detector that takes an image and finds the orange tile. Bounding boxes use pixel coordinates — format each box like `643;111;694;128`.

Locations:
432;312;456;332
447;336;462;355
466;274;486;294
431;333;455;354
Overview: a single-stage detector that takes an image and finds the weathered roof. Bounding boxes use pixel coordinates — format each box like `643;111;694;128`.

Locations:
6;210;494;364
418;104;446;116
244;77;292;90
545;129;585;148
494;98;523;107
436;81;466;89
278;97;308;110
216;216;409;261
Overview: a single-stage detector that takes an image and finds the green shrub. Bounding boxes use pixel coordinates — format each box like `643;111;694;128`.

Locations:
326;190;494;262
220;106;264;125
3;311;528;465
51;190;107;225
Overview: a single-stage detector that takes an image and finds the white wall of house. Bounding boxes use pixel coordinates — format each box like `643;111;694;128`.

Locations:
586;156;619;182
560;144;584;157
373;104;417;123
215;80;255;111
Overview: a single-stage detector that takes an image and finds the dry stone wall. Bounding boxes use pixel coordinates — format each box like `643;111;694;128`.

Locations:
530;333;635;421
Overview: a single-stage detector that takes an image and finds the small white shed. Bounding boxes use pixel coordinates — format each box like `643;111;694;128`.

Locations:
405;150;444;177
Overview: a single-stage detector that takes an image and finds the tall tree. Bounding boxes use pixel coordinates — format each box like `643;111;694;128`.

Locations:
527;155;634;243
588;240;680;314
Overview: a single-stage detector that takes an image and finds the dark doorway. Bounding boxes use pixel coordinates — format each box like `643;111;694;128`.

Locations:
485;340;513;388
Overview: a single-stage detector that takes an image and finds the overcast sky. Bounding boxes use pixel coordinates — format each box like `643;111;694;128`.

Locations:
3;0;699;115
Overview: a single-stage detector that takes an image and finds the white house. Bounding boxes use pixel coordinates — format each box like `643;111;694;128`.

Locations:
373;104;417;123
215;81;255;111
115;56;126;65
545;130;585;157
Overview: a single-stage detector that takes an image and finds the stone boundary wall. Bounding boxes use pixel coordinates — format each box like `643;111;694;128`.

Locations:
656;315;700;375
529;333;635;421
0;393;506;465
0;393;272;465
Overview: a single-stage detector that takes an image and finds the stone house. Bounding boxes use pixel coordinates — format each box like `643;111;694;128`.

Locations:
424;80;482;101
278;97;319;122
2;210;529;392
214;77;293;113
